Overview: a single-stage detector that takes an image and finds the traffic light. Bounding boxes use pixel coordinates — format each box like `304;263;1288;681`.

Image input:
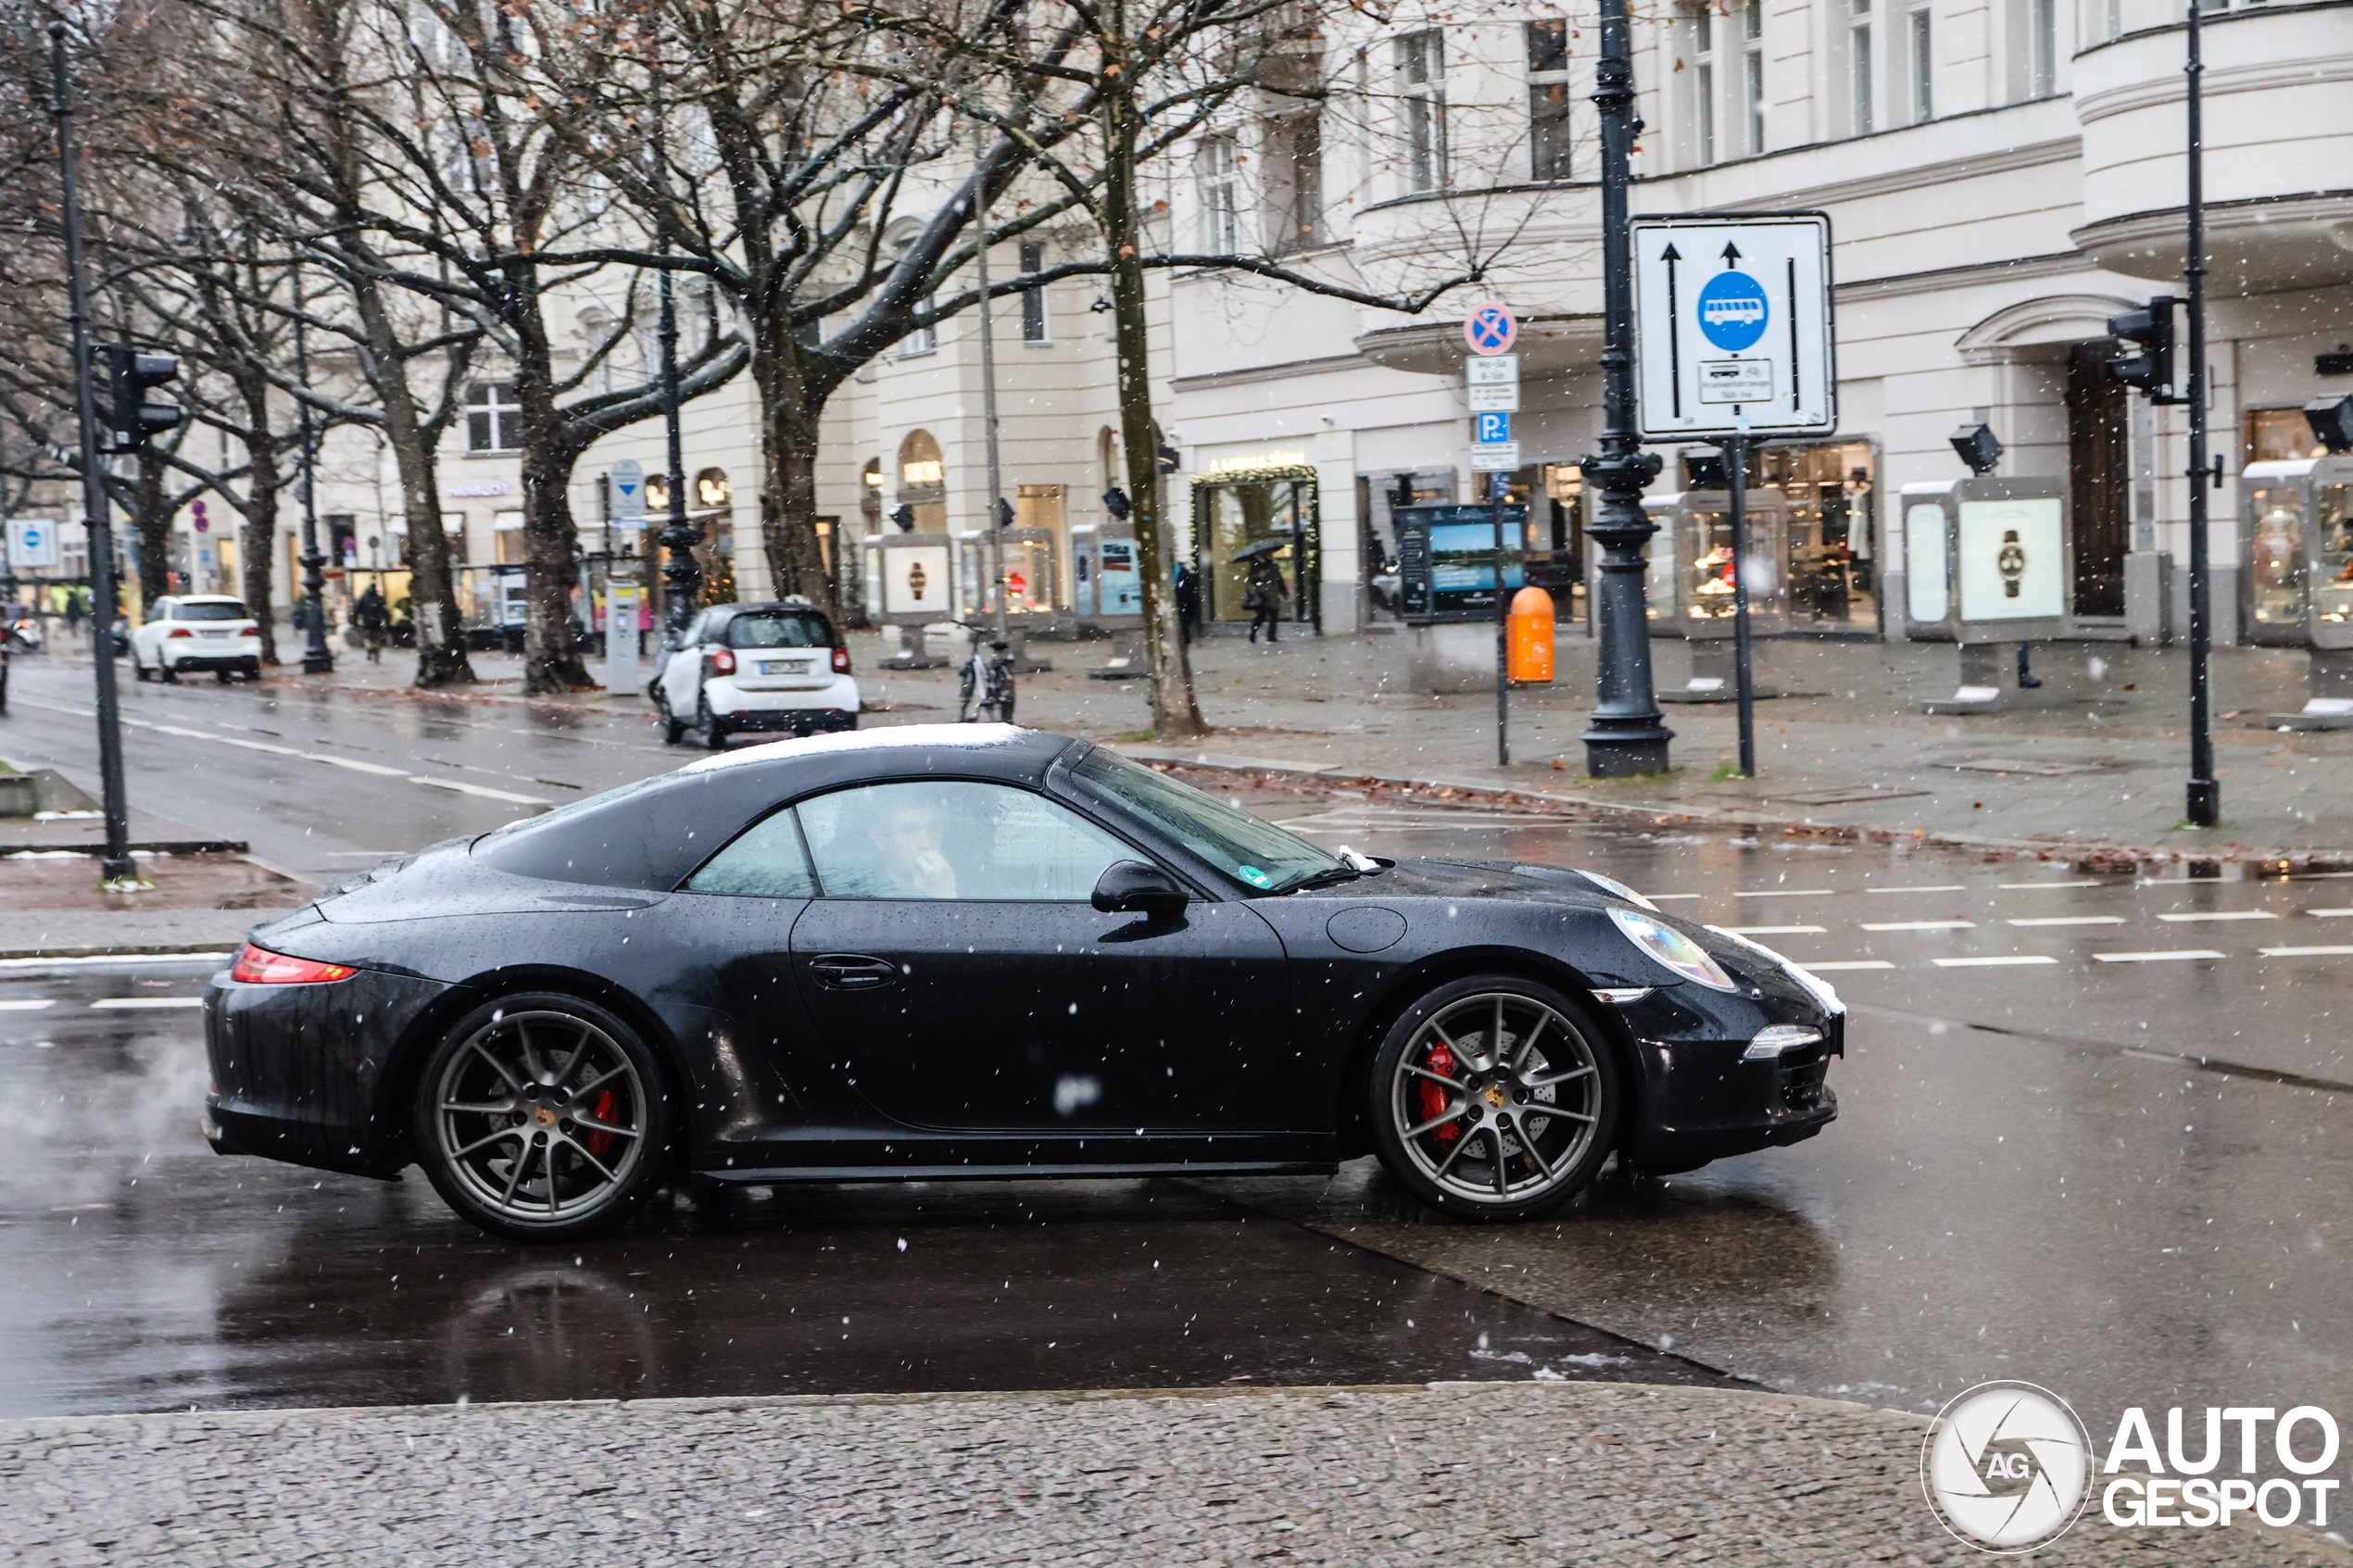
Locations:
98;344;182;451
2105;298;2183;403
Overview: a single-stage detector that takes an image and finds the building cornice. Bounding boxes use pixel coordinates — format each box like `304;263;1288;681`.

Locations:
1171;351;1372;394
1697;137;2081;214
1836;250;2093;303
2076;56;2353;124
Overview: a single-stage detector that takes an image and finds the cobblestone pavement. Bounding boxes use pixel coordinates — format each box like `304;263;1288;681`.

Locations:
4;1382;2347;1566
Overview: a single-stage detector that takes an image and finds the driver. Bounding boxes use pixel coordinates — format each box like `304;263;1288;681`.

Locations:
865;794;959;898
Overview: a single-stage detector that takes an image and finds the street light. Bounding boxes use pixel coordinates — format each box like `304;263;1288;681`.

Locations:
1579;0;1671;779
290;262;333;674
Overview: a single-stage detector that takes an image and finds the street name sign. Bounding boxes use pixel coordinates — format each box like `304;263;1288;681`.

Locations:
1631;213;1836;441
1470;442;1521;471
610;458;647;521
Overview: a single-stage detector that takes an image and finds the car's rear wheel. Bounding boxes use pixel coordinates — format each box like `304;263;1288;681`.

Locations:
412;993;672;1243
696;693;727;750
655;691;686;746
1368;975;1618;1222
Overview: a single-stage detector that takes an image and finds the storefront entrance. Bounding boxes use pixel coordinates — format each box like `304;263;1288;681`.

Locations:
1191;465;1320;633
2066;343;2130;618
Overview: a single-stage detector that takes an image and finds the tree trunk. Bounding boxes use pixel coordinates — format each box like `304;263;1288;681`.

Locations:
510;288;594;694
131;454;170;614
1101;73;1206;738
346;279;474;687
753;327;833;618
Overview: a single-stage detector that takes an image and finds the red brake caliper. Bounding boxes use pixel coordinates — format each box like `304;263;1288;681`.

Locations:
584;1089;619;1160
1418;1042;1460;1144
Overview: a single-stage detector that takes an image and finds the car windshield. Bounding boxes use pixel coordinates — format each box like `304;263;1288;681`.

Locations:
1068;748;1343;892
175;601;249;621
728;612;831;649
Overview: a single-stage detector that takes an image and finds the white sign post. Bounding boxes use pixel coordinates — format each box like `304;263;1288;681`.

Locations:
6;518;61;570
1631;213;1836;441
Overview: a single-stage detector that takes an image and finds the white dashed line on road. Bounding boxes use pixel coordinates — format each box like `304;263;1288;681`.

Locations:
0;999;57;1010
2157;910;2281;922
2093;950;2227;963
1735;889;1835;898
1859;921;1977;932
1997;880;2107;889
1797;960;1896;972
411;778;552;806
2259;946;2353;958
1932;956;2060;968
2006;916;2127;927
1721;925;1828;935
90;997;206;1010
2304;909;2353;918
0;953;232;970
1867;884;1966;894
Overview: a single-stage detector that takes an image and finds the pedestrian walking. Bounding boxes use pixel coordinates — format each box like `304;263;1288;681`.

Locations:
1243;556;1287;645
1174;561;1201;646
64;590;83;635
356;583;389;664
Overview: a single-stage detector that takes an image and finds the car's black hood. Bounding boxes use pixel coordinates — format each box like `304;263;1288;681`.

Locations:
1288;857;1617;904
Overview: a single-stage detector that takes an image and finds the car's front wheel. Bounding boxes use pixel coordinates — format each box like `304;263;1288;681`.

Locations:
1368;975;1619;1222
412;993;673;1243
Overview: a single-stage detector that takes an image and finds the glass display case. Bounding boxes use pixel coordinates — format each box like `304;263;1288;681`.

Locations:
1672;488;1790;637
2245;473;2309;646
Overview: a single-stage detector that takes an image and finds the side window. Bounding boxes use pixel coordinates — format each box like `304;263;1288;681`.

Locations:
679;611;709;648
685;810;818;897
798;781;1133;901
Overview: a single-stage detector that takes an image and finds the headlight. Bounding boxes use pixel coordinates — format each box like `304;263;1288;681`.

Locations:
1608;906;1738;991
1576;870;1658;910
1743;1024;1824;1061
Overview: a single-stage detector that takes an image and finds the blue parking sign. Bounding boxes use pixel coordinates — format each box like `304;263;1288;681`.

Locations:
1474;410;1512;445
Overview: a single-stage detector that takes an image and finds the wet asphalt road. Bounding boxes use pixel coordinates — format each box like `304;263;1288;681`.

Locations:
2;660;2349;1424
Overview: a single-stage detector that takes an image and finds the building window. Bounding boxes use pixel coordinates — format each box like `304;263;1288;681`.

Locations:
1018;243;1049;343
465;382;521;453
1849;0;1874;135
1396;31;1446;193
1693;7;1717;165
900;300;937;357
1526;19;1572;181
1200;137;1239;253
1909;4;1933;122
2027;0;2056;96
1742;0;1765;156
1265;109;1323;252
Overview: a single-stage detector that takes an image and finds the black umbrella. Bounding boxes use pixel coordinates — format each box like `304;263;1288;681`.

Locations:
1229;539;1286;563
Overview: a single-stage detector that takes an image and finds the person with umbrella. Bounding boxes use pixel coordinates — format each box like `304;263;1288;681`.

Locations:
1236;540;1288;645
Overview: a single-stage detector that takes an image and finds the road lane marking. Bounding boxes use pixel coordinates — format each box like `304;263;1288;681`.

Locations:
1867;884;1966;894
2093;950;2227;963
2259;946;2353;958
2308;909;2353;917
2005;916;2126;927
0;953;232;970
1735;888;1834;897
91;997;206;1009
1933;955;2059;968
0;999;57;1010
1997;880;2107;889
1797;960;1895;971
1721;925;1827;935
1644;894;1701;901
2157;910;2280;922
316;757;413;777
1859;920;1976;932
409;778;552;807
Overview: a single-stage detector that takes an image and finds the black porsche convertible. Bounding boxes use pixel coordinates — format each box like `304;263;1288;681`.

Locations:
203;725;1842;1241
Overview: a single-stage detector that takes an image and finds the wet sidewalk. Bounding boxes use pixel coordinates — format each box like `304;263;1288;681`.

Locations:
2;1382;2343;1566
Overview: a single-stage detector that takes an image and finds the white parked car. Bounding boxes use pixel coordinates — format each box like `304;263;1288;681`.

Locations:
651;598;858;748
132;596;263;683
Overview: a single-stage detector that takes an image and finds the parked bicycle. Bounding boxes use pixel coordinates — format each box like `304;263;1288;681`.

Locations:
957;625;1015;724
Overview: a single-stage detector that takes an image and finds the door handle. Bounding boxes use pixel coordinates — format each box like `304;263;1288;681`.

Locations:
807;954;900;991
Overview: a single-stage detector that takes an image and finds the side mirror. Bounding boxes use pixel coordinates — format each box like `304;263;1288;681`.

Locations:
1092;859;1188;921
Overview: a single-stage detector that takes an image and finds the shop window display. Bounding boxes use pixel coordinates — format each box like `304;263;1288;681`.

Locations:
2320;483;2353;627
1746;443;1876;629
2248;484;2307;630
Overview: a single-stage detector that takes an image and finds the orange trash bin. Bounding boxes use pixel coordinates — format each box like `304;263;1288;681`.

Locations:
1508;586;1554;684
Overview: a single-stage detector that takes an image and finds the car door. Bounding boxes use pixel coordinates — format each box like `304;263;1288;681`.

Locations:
786;778;1298;1134
134;599;170;665
659;610;710;710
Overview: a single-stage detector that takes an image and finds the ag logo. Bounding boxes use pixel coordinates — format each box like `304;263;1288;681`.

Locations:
1921;1381;2092;1553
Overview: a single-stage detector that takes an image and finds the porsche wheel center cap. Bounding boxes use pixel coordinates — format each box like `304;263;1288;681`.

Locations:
1482;1084;1508;1110
531;1104;558;1129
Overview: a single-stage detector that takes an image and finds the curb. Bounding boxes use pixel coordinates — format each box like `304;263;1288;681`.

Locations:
0;839;251;858
1115;746;2353;871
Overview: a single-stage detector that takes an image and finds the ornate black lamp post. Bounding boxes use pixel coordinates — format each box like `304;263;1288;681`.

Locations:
2182;1;2217;827
1579;0;1672;778
291;261;333;673
654;230;700;640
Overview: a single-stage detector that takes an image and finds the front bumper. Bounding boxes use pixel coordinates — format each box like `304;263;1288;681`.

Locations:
1612;988;1841;1174
165;642;261;670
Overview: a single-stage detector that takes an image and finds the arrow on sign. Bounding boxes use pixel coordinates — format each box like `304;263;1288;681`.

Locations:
1661;243;1683;419
1720;241;1742;270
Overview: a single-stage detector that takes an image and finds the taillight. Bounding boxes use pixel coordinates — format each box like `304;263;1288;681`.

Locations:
706;648;736;675
167;626;194;638
831;646;851;674
230;942;356;985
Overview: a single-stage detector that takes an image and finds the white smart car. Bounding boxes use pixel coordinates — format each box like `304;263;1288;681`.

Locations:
651;598;859;748
132;596;263;683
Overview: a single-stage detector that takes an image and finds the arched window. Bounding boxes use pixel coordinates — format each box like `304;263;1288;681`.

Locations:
897;431;947;531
